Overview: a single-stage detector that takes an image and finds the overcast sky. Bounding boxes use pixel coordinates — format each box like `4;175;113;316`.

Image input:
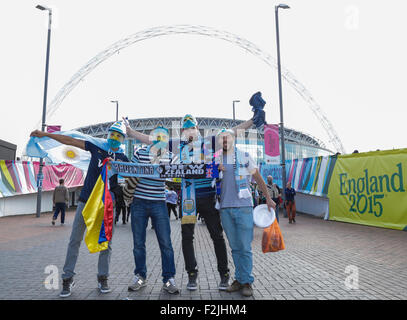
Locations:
1;0;406;157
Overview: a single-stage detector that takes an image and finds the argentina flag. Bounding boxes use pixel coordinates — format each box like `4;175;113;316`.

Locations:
25;130;124;171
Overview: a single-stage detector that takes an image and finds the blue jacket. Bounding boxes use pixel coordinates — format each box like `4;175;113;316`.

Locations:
285;187;296;202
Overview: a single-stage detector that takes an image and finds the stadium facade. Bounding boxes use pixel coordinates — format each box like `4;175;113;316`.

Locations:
75;117;334;163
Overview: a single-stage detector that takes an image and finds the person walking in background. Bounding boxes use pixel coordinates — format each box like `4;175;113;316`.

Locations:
124;197;131;224
112;183;126;224
52;179;69;226
165;186;179;220
266;176;281;223
176;188;182;219
285;181;296;224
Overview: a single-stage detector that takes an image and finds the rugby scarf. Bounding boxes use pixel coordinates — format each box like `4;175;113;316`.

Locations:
179;139;198;225
181;179;197;224
213;148;252;209
178;139;220;224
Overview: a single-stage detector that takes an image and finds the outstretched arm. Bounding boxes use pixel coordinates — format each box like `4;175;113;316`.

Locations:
122;117;150;144
30;130;86;150
232;91;266;135
232;118;254;135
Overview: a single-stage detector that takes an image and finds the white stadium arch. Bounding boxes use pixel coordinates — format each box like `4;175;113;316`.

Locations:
38;24;345;153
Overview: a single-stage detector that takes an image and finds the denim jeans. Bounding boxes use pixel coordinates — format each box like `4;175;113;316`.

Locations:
130;198;176;283
220;206;254;284
62;201;113;279
53;202;66;224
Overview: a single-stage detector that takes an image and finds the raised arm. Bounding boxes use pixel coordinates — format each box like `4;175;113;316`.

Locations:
30;130;86;150
232;91;266;135
232;119;254;135
122;117;150;144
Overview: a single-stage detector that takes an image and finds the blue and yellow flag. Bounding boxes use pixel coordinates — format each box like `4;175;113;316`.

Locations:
82;159;114;253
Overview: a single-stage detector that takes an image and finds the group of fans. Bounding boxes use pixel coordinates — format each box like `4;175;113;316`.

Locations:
29;92;285;298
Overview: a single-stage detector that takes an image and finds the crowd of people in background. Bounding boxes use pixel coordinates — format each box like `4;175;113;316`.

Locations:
250;176;296;225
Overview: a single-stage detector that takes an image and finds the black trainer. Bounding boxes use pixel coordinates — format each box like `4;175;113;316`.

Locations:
60;277;75;298
97;275;112;294
186;271;198;291
218;272;230;291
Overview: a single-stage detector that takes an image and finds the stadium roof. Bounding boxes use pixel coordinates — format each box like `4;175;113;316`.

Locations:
75;117;332;152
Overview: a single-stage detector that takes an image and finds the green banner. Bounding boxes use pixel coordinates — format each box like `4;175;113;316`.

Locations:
328;149;407;231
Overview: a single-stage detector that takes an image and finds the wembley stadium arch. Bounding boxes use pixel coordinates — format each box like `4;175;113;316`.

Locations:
37;25;345;154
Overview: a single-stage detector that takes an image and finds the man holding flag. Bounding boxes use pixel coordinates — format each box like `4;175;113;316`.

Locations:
29;121;129;298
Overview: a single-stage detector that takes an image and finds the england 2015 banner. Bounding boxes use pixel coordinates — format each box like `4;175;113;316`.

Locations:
328;149;407;231
261;150;407;231
263;124;280;165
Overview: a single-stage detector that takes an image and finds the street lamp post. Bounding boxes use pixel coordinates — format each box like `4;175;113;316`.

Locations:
232;100;240;123
111;100;119;121
275;3;290;213
35;4;53;218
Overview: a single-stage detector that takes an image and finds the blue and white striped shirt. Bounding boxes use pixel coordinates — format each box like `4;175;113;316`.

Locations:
131;146;171;201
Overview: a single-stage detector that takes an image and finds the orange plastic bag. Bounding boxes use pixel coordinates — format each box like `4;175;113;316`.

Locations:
262;219;285;253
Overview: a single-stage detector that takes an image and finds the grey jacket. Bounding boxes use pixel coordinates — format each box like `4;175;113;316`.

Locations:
53;185;69;205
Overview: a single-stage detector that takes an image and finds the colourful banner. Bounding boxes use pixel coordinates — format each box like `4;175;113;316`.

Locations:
260;155;337;196
0;160;86;198
328;149;407;231
286;156;337;197
263;124;280;165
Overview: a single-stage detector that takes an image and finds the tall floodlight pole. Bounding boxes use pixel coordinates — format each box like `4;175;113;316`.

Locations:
232;100;240;122
275;3;290;210
35;4;53;218
111;100;119;121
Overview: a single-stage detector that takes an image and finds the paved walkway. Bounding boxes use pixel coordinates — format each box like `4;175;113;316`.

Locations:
0;208;406;300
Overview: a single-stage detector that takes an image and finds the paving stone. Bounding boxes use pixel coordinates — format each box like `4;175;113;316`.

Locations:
0;210;406;300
